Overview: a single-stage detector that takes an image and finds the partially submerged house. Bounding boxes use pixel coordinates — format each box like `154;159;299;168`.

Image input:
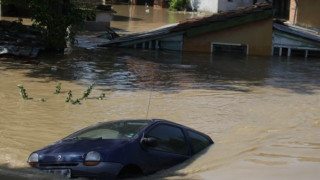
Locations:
272;0;320;57
272;23;320;57
101;2;273;56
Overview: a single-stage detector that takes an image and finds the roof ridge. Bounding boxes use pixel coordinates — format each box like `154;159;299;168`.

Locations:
171;2;272;32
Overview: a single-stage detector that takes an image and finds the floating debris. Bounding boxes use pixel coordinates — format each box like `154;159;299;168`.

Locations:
0;20;45;58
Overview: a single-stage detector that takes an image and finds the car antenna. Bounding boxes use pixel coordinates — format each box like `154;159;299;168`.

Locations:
145;85;152;119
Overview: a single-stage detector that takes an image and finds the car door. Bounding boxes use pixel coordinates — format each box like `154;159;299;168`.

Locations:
139;124;190;173
187;130;213;154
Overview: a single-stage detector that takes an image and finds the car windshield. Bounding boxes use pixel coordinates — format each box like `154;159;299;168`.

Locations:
64;120;151;140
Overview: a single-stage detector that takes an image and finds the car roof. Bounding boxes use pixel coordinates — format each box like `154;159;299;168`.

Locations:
98;119;185;126
96;119;211;137
96;119;201;131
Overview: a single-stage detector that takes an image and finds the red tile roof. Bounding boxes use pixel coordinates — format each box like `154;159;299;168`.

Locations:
101;2;272;47
171;2;272;32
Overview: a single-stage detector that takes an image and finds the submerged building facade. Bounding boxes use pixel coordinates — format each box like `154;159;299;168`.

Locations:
272;0;320;58
102;2;273;56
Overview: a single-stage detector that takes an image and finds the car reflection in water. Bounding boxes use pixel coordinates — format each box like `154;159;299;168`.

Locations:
28;119;214;179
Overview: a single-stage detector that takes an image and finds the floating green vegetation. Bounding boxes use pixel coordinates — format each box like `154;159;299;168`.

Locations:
98;93;106;100
65;90;73;103
54;83;62;94
81;83;95;100
65;83;97;105
17;83;105;105
17;84;29;100
71;99;81;105
65;90;82;105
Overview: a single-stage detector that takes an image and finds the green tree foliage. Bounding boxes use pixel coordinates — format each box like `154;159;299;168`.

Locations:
2;0;95;52
169;0;189;11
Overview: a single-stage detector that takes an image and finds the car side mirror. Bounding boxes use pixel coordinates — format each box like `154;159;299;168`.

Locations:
141;137;158;148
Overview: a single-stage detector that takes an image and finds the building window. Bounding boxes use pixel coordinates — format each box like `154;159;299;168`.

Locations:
211;42;248;55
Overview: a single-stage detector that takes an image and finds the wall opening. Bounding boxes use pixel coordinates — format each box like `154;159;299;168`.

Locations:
211;42;248;55
272;46;320;58
272;0;290;20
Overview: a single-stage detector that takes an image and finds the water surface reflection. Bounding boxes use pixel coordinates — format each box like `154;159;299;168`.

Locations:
110;5;209;33
1;48;320;179
3;48;320;93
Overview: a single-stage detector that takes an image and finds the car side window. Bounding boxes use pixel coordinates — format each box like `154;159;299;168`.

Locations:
146;125;188;155
188;130;211;154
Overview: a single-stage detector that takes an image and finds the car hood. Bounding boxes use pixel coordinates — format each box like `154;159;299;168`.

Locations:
37;139;129;162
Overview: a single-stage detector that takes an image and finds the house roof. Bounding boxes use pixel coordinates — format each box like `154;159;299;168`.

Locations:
100;23;181;47
101;2;272;47
171;2;272;32
273;23;320;42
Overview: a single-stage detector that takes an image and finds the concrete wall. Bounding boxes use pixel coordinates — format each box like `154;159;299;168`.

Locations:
189;0;265;13
183;18;273;56
83;12;113;31
295;0;320;31
289;0;297;24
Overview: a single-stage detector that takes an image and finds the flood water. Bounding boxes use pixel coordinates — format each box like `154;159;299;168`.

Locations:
110;5;208;33
1;5;320;180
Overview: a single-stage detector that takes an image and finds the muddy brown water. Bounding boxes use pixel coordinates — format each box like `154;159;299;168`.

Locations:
110;4;209;34
1;5;320;180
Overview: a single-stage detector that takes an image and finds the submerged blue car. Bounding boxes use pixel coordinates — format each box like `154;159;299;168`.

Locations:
28;119;213;179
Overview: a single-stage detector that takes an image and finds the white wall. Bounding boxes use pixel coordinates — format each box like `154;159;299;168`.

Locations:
189;0;266;13
189;0;219;13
